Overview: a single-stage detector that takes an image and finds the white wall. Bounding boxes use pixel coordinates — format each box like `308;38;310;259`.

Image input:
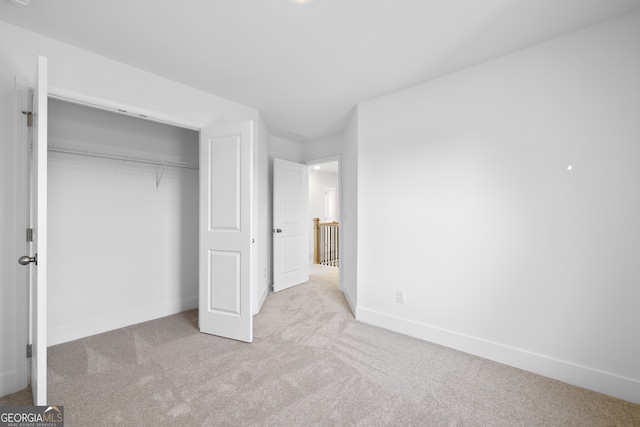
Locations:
47;99;199;345
301;133;344;164
0;22;258;128
256;116;271;313
341;110;358;314
270;135;303;163
308;169;339;223
0;20;266;396
356;12;640;404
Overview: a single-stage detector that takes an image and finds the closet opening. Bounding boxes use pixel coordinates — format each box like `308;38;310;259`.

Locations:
47;97;200;346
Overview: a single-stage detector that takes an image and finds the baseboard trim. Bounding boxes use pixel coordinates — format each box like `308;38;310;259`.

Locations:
341;286;356;317
48;297;198;346
356;306;640;405
253;284;270;315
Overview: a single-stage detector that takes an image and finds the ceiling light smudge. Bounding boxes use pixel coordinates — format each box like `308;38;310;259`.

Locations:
9;0;35;5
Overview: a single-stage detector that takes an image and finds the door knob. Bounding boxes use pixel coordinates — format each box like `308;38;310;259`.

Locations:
273;228;282;233
18;254;37;266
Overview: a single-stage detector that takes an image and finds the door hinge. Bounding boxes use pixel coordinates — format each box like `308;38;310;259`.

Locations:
22;111;33;127
26;344;32;358
26;228;33;242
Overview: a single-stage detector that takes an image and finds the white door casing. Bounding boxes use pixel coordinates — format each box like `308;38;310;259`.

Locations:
199;121;253;343
273;158;308;292
29;55;48;406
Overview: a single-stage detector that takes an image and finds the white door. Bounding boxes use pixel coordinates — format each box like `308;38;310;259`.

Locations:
199;121;253;343
324;185;336;222
19;56;48;405
273;158;308;292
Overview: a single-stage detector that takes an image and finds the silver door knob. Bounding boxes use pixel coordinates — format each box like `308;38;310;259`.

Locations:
18;254;37;266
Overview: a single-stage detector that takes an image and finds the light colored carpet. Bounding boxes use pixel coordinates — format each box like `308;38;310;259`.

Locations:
0;385;32;406
3;263;640;426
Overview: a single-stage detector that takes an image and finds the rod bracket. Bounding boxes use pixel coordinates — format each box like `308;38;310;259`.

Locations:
156;165;166;190
22;111;33;127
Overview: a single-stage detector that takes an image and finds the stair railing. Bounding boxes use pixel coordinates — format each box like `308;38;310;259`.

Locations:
313;218;339;267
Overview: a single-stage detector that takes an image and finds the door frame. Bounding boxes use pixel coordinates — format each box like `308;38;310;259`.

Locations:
13;87;208;392
305;155;342;291
48;88;204;131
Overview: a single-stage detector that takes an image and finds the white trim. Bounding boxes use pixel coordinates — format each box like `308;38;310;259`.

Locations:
48;297;198;346
356;306;640;405
341;287;356;317
305;155;341;167
48;86;204;131
253;283;270;315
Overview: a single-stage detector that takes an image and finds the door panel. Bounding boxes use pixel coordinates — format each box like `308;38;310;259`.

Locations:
282;169;302;223
208;135;241;230
282;237;302;273
273;158;308;292
208;250;241;314
199;121;253;343
31;55;48;406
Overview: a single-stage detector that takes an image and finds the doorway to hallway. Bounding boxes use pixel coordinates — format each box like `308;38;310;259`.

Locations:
307;159;339;289
271;157;341;293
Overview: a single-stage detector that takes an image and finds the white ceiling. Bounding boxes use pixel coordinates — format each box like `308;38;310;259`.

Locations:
2;0;639;141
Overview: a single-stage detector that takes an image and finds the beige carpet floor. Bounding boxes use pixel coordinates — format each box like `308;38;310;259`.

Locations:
3;263;639;426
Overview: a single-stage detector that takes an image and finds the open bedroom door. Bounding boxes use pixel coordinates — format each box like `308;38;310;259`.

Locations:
199;121;253;343
17;55;48;405
272;158;308;292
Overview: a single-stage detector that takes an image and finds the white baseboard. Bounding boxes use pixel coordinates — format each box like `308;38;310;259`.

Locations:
356;306;640;405
341;286;356;317
253;283;270;315
48;297;198;346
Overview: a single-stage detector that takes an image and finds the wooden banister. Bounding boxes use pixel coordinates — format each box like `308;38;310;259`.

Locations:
313;218;320;264
313;218;339;267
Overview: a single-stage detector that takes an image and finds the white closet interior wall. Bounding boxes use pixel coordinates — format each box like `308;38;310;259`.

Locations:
48;98;199;345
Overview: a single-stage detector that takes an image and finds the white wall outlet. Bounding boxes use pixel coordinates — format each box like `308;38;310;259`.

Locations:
396;289;405;304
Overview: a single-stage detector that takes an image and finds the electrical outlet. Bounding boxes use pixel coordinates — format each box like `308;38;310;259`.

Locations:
396;289;405;304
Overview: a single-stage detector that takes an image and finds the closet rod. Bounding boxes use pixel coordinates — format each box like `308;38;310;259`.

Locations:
48;145;198;170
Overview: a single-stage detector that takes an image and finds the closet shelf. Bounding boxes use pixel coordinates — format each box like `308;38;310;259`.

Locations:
48;145;198;170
